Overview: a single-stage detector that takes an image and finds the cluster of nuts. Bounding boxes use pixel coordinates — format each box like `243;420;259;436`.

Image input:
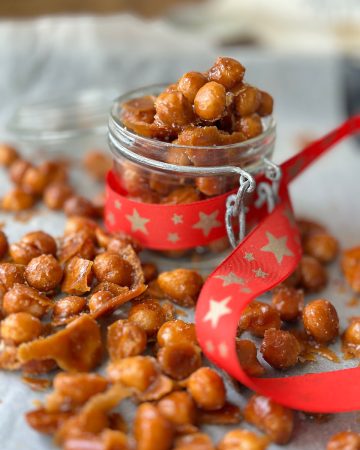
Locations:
0;143;111;213
117;57;273;204
0;212;357;449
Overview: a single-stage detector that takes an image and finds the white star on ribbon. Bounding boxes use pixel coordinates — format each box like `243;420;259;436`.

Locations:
192;210;221;237
172;213;183;225
219;342;229;358
244;252;255;262
107;212;115;226
126;209;149;235
114;200;122;210
167;232;180;243
253;268;268;278
206;341;215;353
215;272;245;287
203;296;232;328
261;231;294;264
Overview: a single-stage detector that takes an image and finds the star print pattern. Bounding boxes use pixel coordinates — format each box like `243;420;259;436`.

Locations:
253;267;268;278
218;342;228;358
261;231;294;264
215;272;245;287
193;210;221;237
126;209;150;235
114;200;121;210
244;252;255;261
172;213;183;225
203;297;232;328
167;232;180;243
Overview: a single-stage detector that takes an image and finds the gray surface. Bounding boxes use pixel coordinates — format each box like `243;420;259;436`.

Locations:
0;15;359;450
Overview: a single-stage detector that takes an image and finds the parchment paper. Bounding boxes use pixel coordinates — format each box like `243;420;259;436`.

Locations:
0;15;359;449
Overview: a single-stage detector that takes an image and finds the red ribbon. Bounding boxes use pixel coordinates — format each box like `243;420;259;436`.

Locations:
106;115;360;412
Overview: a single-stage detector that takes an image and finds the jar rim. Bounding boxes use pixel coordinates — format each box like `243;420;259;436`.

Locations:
109;83;276;152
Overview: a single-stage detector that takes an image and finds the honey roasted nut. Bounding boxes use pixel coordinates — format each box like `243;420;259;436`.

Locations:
0;144;19;167
3;283;52;317
88;291;114;314
134;402;174;450
93;252;133;286
238;301;281;337
2;187;36;211
83;150;112;181
10;231;57;265
218;429;269;450
341;246;360;293
194;81;226;121
299;255;327;292
302;299;339;344
53;296;87;321
107;356;158;392
260;329;301;370
157;269;203;307
157;391;197;429
128;300;167;336
107;319;147;360
43;183;73;210
58;230;96;264
234;85;262;117
236;339;265;377
61;257;93;295
178;71;207;103
9;159;32;184
155;91;194;128
271;285;304;322
244;394;294;444
64;195;98;218
187;367;226;411
157;319;197;347
208;57;245;89
157;342;202;380
25;254;63;292
174;433;215;450
0;262;26;289
303;232;339;264
1;312;42;345
327;431;360;450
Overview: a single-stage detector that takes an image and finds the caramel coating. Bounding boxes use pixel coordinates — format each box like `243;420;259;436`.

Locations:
237;114;263;139
258;91;274;117
38;160;68;185
26;408;72;434
10;231;57;265
53;296;87;319
302;299;339;344
244;395;294;444
236;339;264;377
18;315;102;372
238;301;281;337
157;319;197;347
208;57;245;89
260;329;301;370
158;342;202;380
341;246;360;293
46;372;108;412
58;230;96;264
327;431;360;450
128;300;166;336
1;312;42;345
93;252;132;286
157;269;203;307
61;257;93;295
64;196;97;218
0;144;19;167
187;367;226;411
9;159;31;184
196;176;226;196
3;283;52;317
134;403;174;450
272;285;304;322
299;255;327;292
88;291;114;314
162;186;201;205
43;183;73;210
25;254;63;292
155;91;194;127
303;232;339;264
343;318;360;354
0;263;25;289
235;85;261;117
0;231;9;260
157;391;196;427
177;126;222;148
178;71;207;103
83;150;112;181
194;81;226;121
218;429;269;450
2;187;35;211
107;356;158;391
107;319;147;360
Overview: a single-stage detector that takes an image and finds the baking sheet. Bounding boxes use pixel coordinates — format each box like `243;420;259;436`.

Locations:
0;15;359;449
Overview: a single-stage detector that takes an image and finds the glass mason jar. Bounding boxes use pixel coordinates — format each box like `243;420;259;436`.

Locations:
108;85;276;267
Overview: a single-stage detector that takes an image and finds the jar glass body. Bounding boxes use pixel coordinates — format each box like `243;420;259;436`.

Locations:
108;85;276;263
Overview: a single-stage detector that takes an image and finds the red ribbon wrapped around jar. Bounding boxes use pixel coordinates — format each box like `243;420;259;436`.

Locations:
105;86;360;413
